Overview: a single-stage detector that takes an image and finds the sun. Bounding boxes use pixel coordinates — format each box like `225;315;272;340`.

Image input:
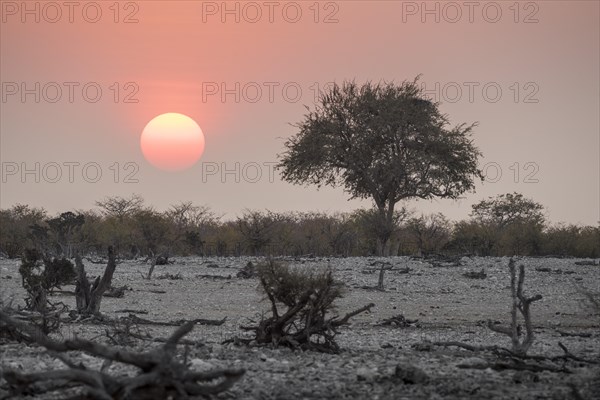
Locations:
140;113;205;171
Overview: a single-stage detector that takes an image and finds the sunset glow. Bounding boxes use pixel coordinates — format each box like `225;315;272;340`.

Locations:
140;113;205;171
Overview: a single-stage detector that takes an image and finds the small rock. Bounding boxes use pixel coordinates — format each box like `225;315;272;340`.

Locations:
259;353;268;361
394;363;429;384
7;361;23;370
457;357;488;369
412;342;432;352
356;367;378;381
512;370;539;383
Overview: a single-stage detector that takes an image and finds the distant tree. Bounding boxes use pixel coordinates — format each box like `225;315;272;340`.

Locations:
47;211;85;258
471;192;545;228
449;220;496;256
131;208;173;259
75;210;104;255
165;202;220;255
95;194;144;221
95;195;145;257
576;224;600;258
236;210;282;256
322;212;358;257
0;205;48;258
542;223;600;258
406;213;452;256
470;193;546;255
351;207;411;255
278;79;483;255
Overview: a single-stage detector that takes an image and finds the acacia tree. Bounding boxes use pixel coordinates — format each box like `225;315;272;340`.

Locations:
236;210;282;255
95;194;144;221
95;195;145;257
278;79;483;255
165;202;220;255
470;192;546;255
471;192;545;228
0;205;47;258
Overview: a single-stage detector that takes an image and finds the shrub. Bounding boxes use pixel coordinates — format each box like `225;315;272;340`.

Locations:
18;249;76;312
240;260;373;353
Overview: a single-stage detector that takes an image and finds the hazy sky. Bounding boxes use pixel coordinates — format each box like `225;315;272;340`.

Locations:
1;1;599;225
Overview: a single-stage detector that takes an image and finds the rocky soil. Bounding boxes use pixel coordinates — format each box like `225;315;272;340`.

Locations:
1;256;599;399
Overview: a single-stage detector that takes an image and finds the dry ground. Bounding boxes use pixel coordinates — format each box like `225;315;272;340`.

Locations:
1;256;599;399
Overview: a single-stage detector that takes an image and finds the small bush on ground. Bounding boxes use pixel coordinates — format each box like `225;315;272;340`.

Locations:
238;260;373;353
18;248;76;312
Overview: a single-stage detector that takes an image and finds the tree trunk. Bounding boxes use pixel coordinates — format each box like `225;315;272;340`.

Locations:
375;203;396;257
377;265;385;290
75;246;117;315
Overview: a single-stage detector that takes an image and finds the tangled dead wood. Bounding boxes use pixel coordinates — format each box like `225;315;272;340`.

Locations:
0;311;244;399
231;260;374;353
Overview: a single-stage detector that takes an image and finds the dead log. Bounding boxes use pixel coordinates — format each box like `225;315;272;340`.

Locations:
463;268;487;279
0;311;244;399
127;314;227;327
556;329;592;338
432;340;596;367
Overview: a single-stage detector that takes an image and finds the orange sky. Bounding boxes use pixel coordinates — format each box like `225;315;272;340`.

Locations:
1;1;599;224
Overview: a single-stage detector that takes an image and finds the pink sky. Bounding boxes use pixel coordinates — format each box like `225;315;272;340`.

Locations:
1;1;599;225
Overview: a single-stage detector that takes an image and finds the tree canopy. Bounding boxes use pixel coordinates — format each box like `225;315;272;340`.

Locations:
471;192;546;228
278;78;483;254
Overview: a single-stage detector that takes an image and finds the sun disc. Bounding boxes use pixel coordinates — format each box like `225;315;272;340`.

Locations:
141;113;205;171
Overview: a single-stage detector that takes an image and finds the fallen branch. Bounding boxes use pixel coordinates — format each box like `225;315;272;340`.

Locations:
125;330;204;347
486;360;569;373
114;309;148;315
127;314;227;327
558;342;600;364
0;311;244;399
375;314;418;328
432;340;597;366
556;329;592;338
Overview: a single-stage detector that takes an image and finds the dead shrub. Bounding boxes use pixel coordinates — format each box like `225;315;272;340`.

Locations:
238;259;373;353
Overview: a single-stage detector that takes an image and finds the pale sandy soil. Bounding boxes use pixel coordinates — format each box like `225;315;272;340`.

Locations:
0;256;598;399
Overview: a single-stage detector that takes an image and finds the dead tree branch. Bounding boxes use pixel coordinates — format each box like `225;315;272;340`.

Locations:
487;258;542;356
0;311;244;399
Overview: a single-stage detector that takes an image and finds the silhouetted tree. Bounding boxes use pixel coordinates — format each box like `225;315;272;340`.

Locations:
406;213;451;256
278;78;483;255
47;211;85;258
471;193;545;255
0;205;47;258
236;210;282;255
